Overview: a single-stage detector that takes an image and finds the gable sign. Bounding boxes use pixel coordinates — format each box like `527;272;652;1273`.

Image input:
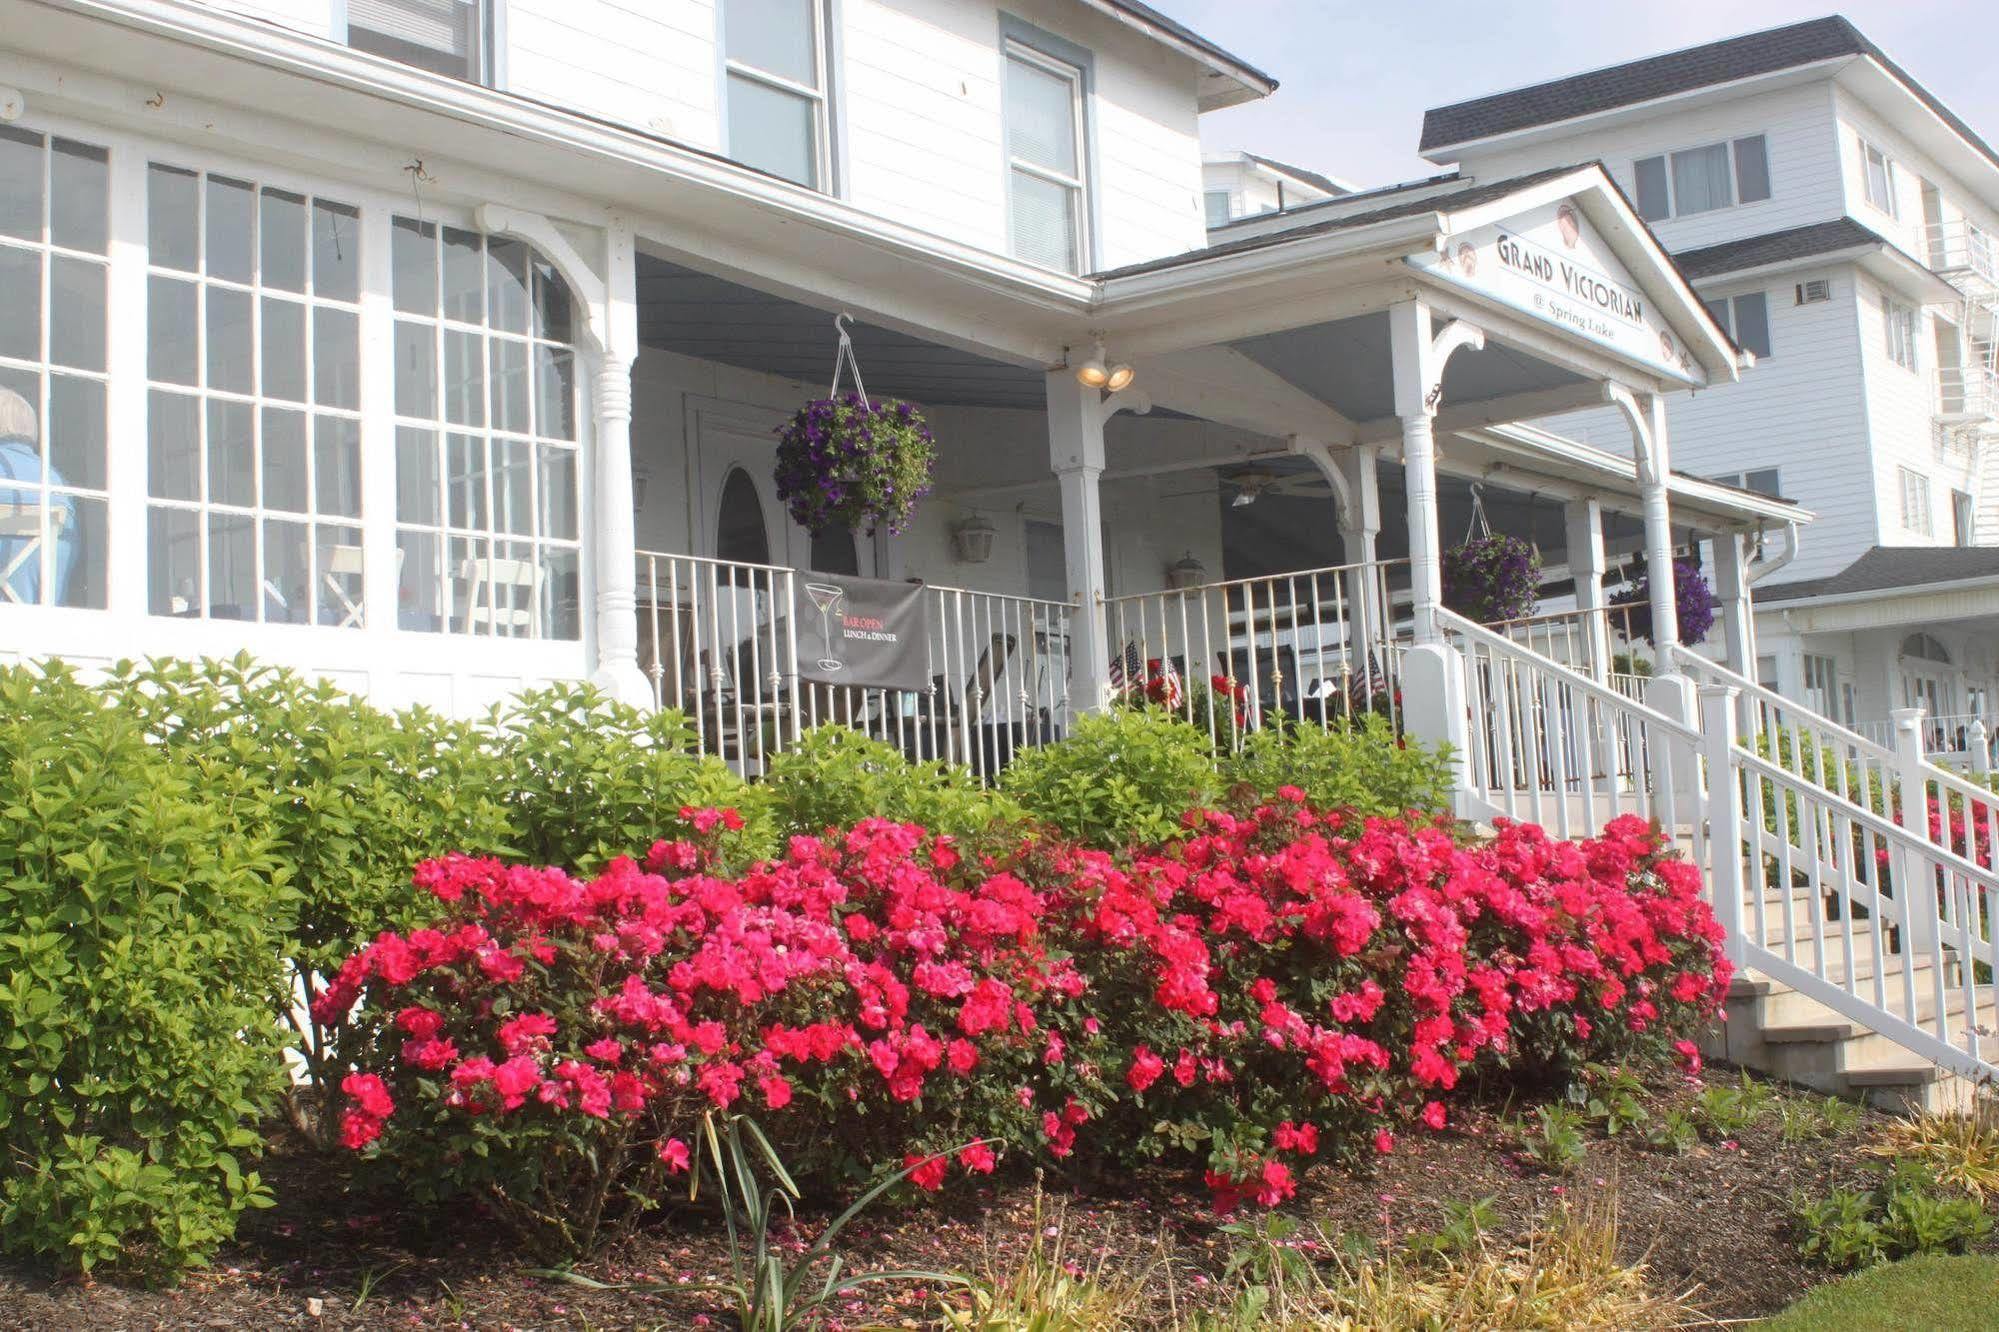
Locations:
1407;200;1703;385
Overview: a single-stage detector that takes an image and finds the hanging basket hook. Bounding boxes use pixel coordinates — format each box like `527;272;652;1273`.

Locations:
828;312;870;408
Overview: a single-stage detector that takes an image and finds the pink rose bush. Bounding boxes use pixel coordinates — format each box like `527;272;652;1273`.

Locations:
319;798;1729;1251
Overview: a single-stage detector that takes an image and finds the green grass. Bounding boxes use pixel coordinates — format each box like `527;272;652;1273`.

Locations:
1760;1254;1999;1330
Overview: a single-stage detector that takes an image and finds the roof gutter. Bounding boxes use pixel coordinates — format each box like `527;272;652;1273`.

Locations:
1760;573;1999;611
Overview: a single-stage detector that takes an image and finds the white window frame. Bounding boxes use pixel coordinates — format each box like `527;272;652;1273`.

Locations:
1711;467;1782;497
1633;134;1770;221
140;157;368;628
1883;294;1918;371
1702;291;1773;359
339;0;499;87
719;0;836;193
1802;653;1839;717
1203;190;1232;228
1861;138;1898;217
1002;36;1092;274
1900;465;1933;536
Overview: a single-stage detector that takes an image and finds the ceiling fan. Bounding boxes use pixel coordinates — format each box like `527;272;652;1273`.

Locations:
1159;469;1336;507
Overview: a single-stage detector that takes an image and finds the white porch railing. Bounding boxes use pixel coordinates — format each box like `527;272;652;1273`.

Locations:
636;551;1073;784
1439;608;1698;842
1488;601;1654;678
1100;559;1406;748
1858;712;1998;765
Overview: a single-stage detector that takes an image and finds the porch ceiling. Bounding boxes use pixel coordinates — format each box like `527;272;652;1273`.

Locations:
1228;312;1588;423
636;253;1051;410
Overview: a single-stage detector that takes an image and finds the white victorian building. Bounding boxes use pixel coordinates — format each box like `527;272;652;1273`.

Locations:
1412;16;1999;764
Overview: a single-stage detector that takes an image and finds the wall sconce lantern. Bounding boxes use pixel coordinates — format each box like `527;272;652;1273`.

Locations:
631;466;651;515
952;512;996;564
1166;551;1207;590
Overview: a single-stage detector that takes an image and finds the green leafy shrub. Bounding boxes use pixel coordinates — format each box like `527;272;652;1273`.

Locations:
0;664;286;1279
1794;1161;1992;1271
1513;1104;1589;1173
1691;1072;1774;1139
492;682;768;869
1224;716;1452;816
1001;709;1221;848
760;725;1022;842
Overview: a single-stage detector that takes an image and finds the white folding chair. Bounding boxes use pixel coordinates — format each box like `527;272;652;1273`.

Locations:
460;555;545;636
0;501;63;605
320;545;401;628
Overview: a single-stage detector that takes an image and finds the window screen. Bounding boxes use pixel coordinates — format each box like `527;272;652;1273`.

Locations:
347;0;487;83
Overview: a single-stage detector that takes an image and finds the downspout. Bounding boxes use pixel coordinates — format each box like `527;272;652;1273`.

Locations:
1746;520;1800;585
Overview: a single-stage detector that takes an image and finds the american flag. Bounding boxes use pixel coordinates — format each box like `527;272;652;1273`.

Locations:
1108;641;1143;692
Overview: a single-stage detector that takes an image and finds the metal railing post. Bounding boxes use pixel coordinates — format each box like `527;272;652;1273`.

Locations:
1699;683;1747;967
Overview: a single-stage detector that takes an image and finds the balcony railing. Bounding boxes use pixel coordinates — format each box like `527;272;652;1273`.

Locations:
1937;364;1999;423
636;550;1074;784
1925;219;1999;290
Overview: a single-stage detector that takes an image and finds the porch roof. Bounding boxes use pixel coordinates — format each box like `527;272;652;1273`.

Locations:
1759;547;1999;607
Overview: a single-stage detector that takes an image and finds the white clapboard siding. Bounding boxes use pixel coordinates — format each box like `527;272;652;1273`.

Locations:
1456;83;1847;254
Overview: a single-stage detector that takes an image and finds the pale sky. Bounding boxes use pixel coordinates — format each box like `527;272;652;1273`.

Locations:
1172;2;1999;189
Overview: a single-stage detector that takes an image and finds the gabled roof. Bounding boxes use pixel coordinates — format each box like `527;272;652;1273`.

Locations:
1419;16;1999;175
1758;546;1999;605
1672;218;1888;280
1241;153;1348;198
1096;164;1581;279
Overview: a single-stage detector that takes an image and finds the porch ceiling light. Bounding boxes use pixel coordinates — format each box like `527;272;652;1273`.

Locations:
1073;339;1135;392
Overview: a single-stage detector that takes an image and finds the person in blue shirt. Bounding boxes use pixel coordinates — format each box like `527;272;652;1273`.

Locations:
0;386;76;606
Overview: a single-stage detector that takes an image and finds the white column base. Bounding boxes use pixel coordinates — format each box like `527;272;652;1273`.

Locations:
1401;641;1472;817
592;661;655;711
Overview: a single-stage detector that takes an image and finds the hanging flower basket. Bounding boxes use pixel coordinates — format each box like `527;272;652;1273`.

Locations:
774;393;935;537
1442;533;1540;625
1612;557;1718;646
774;315;937;537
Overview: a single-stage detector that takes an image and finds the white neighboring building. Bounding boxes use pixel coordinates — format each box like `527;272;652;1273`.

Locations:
1201;151;1346;228
1418;16;1999;756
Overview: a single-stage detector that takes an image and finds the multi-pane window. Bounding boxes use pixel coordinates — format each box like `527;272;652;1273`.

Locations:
1004;39;1089;273
391;217;580;640
145;166;365;625
1702;291;1772;359
1861;140;1898;216
1633;135;1770;221
1802;654;1838;718
0;126;109;609
1883;295;1918;370
722;0;832;190
345;0;492;85
1900;466;1933;536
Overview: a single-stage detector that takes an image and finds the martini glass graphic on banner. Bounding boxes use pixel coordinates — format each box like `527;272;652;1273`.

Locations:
804;582;847;672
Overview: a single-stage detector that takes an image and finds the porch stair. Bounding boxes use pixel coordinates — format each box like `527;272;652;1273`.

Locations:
1445;613;1999;1114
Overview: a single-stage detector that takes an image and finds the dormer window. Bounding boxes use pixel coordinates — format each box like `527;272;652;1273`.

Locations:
721;0;835;191
1633;135;1770;221
344;0;493;85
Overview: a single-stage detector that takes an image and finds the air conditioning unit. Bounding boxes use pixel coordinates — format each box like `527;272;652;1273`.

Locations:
1795;279;1832;305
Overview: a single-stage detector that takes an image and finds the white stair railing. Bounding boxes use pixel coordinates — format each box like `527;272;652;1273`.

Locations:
1697;685;1999;1081
1437;608;1700;843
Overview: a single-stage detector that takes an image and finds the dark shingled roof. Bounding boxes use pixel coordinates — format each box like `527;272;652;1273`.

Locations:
1672;218;1889;279
1758;546;1999;604
1243;153;1347;198
1094;163;1580;280
1419;16;1999;176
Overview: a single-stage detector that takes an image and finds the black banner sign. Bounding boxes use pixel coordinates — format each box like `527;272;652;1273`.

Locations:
794;573;931;691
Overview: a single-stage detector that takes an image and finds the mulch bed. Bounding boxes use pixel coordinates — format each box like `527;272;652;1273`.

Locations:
1;1065;1980;1330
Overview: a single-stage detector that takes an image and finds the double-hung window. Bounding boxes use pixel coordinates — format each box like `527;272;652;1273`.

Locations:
1861;140;1898;216
1900;466;1933;536
344;0;494;84
1633;135;1770;221
1701;291;1772;359
721;0;834;191
0;126;110;609
144;165;366;625
1712;467;1782;497
1883;295;1918;370
1803;654;1839;718
1003;37;1090;273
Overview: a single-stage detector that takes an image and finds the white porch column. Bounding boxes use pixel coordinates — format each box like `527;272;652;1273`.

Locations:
1389;301;1481;807
1713;532;1757;680
589;218;650;707
1562;497;1611;682
1611;387;1692;726
1047;369;1111;716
